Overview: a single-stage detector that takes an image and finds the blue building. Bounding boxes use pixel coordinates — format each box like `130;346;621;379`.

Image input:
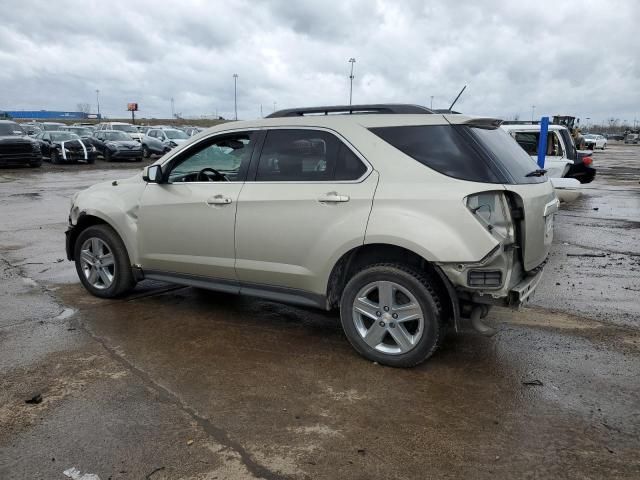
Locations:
3;110;101;120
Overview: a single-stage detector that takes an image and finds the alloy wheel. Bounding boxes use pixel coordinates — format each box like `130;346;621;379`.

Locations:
352;281;424;355
79;237;115;289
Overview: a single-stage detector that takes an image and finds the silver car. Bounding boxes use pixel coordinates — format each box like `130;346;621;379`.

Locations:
65;104;557;367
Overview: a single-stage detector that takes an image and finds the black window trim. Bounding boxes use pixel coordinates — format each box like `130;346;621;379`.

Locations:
159;128;259;184
245;126;373;184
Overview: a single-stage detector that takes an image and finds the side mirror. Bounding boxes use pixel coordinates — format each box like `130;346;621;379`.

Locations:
143;164;163;183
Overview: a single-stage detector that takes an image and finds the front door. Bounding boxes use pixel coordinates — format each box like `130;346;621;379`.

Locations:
235;128;378;296
137;130;255;281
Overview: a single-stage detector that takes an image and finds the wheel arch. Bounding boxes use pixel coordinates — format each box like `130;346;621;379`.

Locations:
326;243;459;330
68;212;133;263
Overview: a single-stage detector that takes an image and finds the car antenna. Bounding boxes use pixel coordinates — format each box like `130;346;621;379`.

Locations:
448;85;467;111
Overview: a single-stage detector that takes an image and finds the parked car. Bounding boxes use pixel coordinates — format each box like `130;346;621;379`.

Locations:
624;133;639;144
35;131;97;164
62;126;98;144
583;134;607;150
141;127;189;158
182;126;205;137
96;122;144;142
501;123;595;184
0;120;42;167
65;104;558;367
39;122;67;131
92;130;143;162
21;123;43;136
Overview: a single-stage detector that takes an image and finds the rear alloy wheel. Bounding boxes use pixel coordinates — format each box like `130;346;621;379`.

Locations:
74;224;135;298
340;264;444;367
51;149;60;164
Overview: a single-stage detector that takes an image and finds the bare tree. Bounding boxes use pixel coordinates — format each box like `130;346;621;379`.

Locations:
76;103;91;114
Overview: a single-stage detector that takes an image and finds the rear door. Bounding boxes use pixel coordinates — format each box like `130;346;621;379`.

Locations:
235;128;378;295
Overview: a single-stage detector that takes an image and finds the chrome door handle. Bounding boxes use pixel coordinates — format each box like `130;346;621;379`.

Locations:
318;192;350;203
206;195;232;205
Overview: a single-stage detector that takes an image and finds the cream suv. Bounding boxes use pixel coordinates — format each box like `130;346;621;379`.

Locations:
66;104;558;367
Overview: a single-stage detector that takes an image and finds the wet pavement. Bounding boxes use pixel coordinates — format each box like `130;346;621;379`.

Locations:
1;148;639;479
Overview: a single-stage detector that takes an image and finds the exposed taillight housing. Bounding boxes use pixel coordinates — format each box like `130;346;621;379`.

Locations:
466;191;514;244
582;156;593;166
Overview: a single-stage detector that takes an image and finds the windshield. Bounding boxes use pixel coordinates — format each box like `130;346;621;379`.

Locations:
43;123;65;131
51;132;80;141
0;122;25;136
69;128;91;136
105;131;132;141
165;129;189;139
112;124;138;133
584;134;596;139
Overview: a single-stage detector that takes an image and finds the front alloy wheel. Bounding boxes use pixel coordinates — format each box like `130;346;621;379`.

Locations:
79;237;114;290
74;224;135;298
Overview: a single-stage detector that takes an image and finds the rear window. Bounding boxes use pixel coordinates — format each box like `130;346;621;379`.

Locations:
469;127;546;184
370;124;546;184
369;125;500;183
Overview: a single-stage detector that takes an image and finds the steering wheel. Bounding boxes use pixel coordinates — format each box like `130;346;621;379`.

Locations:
196;167;229;182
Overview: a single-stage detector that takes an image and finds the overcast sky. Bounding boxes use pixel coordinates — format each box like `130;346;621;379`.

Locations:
1;0;638;124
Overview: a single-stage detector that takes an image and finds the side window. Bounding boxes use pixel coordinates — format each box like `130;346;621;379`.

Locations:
149;130;157;138
514;132;538;155
255;129;366;182
167;132;254;183
548;132;564;157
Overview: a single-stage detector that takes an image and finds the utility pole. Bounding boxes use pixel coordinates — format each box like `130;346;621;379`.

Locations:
430;96;434;110
260;104;263;118
233;73;239;120
273;101;277;113
171;97;175;118
96;89;100;118
348;58;356;106
531;105;536;122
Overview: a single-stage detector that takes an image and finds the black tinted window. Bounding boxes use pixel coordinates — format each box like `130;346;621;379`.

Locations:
0;122;24;136
256;129;366;182
470;127;545;184
369;125;500;183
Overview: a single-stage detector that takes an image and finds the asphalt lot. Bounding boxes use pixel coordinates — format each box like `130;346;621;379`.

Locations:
1;145;639;479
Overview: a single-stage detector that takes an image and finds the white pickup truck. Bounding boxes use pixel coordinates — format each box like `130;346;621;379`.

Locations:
501;123;595;201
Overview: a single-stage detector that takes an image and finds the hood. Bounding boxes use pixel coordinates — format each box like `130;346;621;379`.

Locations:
0;135;34;144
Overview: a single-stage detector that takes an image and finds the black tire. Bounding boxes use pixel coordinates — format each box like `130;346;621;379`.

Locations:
104;150;112;162
142;145;150;158
87;155;95;164
29;161;42;168
51;149;60;164
602;143;606;150
339;263;444;368
74;224;135;298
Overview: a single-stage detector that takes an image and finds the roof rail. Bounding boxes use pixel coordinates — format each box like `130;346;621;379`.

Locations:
266;104;433;118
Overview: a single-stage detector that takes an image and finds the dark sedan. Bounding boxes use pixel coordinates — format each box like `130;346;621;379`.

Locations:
35;131;97;164
0;120;42;168
93;130;143;162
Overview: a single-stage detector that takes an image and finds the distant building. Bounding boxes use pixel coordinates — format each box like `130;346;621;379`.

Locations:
2;110;101;120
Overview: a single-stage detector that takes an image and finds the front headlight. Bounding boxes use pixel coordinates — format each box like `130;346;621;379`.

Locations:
90;145;97;152
466;192;514;244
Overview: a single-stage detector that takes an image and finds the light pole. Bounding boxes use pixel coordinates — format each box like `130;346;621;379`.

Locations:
233;73;239;120
96;89;100;118
531;105;536;122
348;58;356;106
430;96;434;110
171;97;175;118
273;101;277;113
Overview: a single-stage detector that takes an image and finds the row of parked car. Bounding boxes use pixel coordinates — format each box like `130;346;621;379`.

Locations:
0;119;205;167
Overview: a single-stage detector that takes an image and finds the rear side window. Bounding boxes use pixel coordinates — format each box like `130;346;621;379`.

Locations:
256;129;367;182
369;125;500;183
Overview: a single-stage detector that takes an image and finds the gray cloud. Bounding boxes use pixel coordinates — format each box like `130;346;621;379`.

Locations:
0;0;638;124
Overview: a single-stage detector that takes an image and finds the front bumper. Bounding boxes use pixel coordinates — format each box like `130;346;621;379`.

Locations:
506;267;544;306
65;224;75;260
0;152;42;166
110;149;143;159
